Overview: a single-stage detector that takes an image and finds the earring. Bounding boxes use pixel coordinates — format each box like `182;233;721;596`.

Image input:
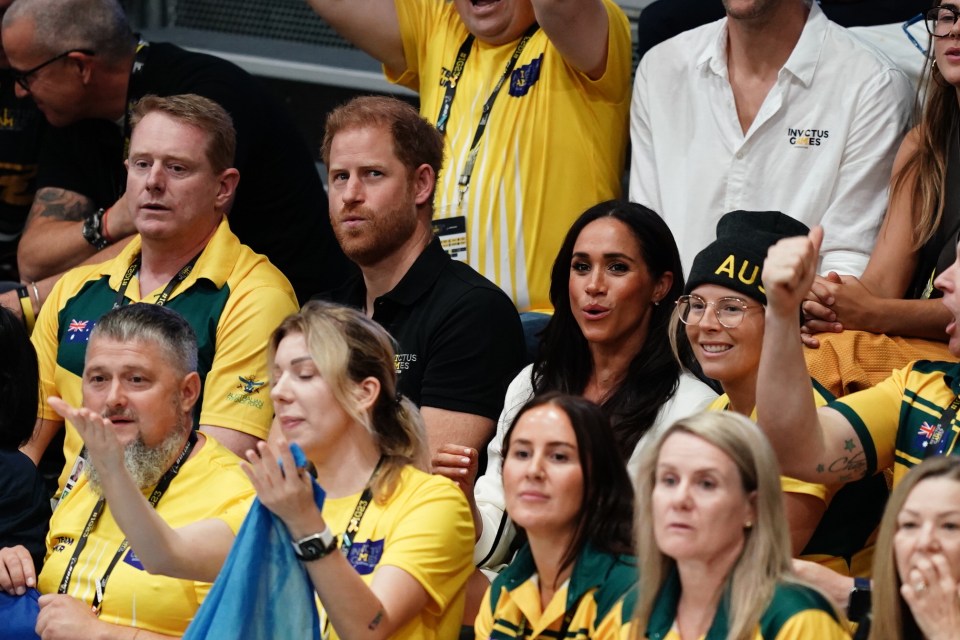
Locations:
744;521;753;529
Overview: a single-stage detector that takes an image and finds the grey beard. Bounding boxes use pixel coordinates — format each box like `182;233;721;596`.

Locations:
85;417;191;494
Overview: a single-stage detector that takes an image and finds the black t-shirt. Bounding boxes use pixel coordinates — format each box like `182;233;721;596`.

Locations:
319;239;526;420
37;42;356;302
0;449;50;570
0;70;45;281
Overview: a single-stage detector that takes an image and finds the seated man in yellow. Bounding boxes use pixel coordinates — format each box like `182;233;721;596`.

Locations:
0;303;254;637
24;93;297;495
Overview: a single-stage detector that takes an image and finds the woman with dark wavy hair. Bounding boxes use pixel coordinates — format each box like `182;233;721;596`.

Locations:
435;200;715;571
474;393;635;639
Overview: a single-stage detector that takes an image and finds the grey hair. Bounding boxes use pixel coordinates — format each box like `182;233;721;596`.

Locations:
90;303;198;376
4;0;135;63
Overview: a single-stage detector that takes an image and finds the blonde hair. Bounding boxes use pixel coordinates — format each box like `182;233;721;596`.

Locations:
130;94;236;175
268;300;429;501
631;412;793;640
869;456;960;639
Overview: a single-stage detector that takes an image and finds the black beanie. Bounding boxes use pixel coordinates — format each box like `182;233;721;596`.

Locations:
685;210;810;305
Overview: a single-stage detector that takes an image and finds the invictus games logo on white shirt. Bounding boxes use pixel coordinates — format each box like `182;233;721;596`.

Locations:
787;128;830;147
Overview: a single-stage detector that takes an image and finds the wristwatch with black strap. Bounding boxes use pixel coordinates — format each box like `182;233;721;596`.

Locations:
292;526;337;561
81;208;110;250
847;576;871;623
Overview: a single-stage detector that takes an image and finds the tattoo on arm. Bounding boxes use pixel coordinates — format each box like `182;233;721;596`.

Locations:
30;187;95;222
367;608;384;631
816;447;867;480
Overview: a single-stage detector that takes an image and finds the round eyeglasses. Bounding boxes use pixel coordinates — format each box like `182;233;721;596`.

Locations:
926;6;960;38
675;294;760;329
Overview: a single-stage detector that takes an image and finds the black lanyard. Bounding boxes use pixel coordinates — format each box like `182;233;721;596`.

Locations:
940;394;960;429
339;456;384;559
112;251;202;310
937;393;960;455
320;457;384;640
58;430;197;613
433;24;540;205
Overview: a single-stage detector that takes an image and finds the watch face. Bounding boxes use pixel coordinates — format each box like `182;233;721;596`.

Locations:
299;538;328;560
294;531;336;561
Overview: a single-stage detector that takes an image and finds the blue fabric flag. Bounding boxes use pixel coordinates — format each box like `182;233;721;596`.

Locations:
0;587;40;640
183;443;325;640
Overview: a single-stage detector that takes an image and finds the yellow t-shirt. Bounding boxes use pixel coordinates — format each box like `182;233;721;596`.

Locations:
388;0;632;312
319;466;474;640
38;435;254;636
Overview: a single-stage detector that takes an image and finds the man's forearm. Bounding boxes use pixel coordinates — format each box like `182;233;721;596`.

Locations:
18;187;100;280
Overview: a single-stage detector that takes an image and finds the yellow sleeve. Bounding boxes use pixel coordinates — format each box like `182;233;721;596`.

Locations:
780;476;829;502
586;0;632;102
830;364;914;476
379;475;475;614
387;0;447;91
774;609;851;639
198;282;297;439
31;268;86;421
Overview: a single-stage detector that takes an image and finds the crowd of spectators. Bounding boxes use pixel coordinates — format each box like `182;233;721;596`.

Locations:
2;0;960;638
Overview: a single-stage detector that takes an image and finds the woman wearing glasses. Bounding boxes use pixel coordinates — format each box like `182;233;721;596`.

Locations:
800;5;960;390
434;201;716;573
676;210;888;620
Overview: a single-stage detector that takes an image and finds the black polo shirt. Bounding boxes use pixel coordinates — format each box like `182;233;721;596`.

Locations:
320;238;525;419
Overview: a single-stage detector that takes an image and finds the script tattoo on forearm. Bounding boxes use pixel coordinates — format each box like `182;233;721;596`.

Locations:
31;187;95;222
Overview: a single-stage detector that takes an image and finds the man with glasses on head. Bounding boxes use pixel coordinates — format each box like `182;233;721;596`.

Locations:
630;0;913;282
0;0;353;319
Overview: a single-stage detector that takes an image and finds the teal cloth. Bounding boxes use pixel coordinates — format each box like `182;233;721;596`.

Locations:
183;444;324;639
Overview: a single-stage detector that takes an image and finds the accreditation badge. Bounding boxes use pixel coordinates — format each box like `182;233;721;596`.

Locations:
55;450;90;511
432;215;467;262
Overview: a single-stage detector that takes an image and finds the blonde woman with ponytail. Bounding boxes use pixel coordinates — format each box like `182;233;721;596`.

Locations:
243;301;475;639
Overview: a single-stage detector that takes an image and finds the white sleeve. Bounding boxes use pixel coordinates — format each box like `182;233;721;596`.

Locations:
628;55;661;212
817;66;912;277
473;365;534;568
627;372;717;480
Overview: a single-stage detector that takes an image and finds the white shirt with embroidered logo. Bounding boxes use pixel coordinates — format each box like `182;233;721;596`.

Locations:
629;1;912;276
